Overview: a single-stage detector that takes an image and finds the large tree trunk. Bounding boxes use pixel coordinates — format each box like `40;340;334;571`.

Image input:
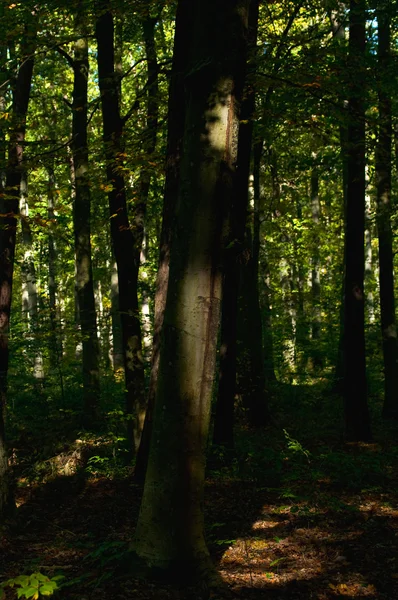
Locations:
213;0;260;448
132;0;250;582
342;0;371;441
72;2;100;423
134;0;194;482
0;17;36;519
96;0;146;455
376;5;398;419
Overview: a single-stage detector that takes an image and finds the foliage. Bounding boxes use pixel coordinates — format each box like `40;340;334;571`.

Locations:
0;574;63;600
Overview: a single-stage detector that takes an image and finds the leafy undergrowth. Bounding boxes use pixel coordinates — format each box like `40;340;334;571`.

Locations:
1;385;397;600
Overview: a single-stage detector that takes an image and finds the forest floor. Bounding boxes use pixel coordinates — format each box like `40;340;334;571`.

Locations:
1;383;398;600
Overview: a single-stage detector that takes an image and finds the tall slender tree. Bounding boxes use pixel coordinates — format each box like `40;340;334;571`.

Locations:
375;2;398;419
342;0;371;441
132;0;251;581
71;1;100;422
0;13;37;518
213;0;260;448
310;155;322;369
96;0;146;454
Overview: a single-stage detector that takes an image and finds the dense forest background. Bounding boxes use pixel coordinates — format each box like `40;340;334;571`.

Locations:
0;0;398;599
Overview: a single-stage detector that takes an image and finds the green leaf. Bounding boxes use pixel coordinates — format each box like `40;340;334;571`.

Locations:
34;574;49;584
18;586;38;599
14;576;30;587
39;583;56;596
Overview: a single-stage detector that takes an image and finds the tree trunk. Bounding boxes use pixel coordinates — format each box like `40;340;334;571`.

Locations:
96;1;146;455
135;11;161;364
343;0;371;441
213;0;260;448
310;160;322;370
110;258;124;372
237;138;269;426
331;5;348;391
376;4;398;419
20;171;44;380
134;0;195;482
47;165;60;367
0;17;36;519
364;179;375;323
72;2;100;423
132;0;250;582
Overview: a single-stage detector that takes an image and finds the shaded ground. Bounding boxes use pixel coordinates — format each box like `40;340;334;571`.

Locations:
1;386;398;600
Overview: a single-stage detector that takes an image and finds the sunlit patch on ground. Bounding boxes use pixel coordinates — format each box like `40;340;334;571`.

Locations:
218;489;398;598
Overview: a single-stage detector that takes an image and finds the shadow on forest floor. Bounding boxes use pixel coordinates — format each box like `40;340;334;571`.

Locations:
1;382;397;600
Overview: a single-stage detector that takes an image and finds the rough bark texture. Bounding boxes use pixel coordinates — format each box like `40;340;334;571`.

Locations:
343;0;371;441
132;0;250;582
0;18;36;519
376;3;398;419
72;3;100;422
96;1;146;455
134;0;194;482
213;0;260;448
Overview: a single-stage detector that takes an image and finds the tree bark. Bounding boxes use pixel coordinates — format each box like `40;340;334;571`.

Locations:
0;17;37;519
72;2;100;423
237;138;269;426
96;0;146;455
132;0;250;582
135;11;161;364
342;0;371;441
213;0;260;448
134;0;194;482
376;3;398;419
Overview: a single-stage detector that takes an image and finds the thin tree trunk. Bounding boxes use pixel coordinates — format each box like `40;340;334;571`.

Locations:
376;3;398;419
72;2;100;423
310;160;322;369
132;0;250;582
213;0;260;448
110;258;123;371
20;171;44;380
47;165;59;367
134;0;194;481
96;1;145;455
343;0;371;441
331;5;348;390
0;17;37;519
135;11;161;364
238;138;269;425
365;179;375;323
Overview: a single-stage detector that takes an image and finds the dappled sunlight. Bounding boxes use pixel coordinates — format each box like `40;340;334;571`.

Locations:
216;482;398;597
